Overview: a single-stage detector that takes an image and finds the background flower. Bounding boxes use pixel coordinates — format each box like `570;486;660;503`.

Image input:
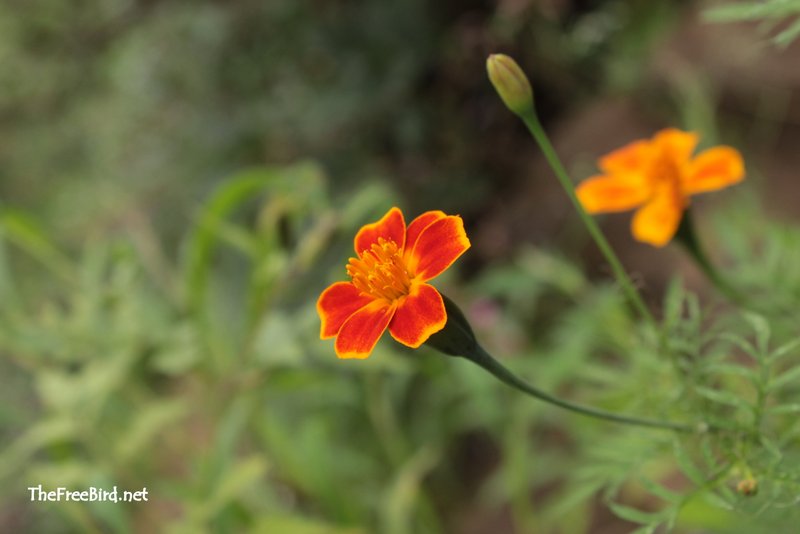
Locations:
576;128;745;246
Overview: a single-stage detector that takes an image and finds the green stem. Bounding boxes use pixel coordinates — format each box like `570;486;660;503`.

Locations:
519;112;658;332
465;343;698;433
674;210;749;308
427;295;709;434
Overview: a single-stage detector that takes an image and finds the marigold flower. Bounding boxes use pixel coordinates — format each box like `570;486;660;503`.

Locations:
318;207;471;359
576;128;745;247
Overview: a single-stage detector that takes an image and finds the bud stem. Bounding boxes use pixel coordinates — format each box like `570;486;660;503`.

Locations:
519;111;659;335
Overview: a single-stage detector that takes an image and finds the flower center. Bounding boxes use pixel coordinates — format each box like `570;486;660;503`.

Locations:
347;238;412;301
651;151;682;188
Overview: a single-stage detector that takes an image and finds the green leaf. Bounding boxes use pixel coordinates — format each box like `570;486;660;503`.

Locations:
662;277;686;330
608;501;663;525
639;476;683;504
769;337;800;364
195;455;269;521
630;525;658;534
759;435;783;461
0;418;78;479
719;333;755;357
767;364;800;392
744;313;771;358
0;209;75;282
695;386;753;411
769;403;800;414
673;440;706;486
775;17;800;46
184;162;326;313
114;400;189;463
704;2;800;22
253;516;363;534
700;362;758;381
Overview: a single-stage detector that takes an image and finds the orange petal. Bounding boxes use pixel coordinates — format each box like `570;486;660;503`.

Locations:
653;128;698;164
599;140;653;174
631;186;685;247
403;210;446;263
317;282;374;339
576;174;650;214
334;300;395;359
354;207;406;256
406;215;470;281
389;283;446;348
683;146;744;195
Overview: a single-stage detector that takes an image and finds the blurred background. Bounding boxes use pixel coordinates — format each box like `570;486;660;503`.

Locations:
2;0;800;532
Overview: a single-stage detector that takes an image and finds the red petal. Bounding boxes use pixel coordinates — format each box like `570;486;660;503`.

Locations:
317;282;374;339
353;207;406;256
404;211;446;260
406;215;470;281
389;283;446;348
334;300;395;359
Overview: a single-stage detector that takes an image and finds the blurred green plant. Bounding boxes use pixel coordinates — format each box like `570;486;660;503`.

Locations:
705;0;800;46
1;1;800;533
2;159;800;533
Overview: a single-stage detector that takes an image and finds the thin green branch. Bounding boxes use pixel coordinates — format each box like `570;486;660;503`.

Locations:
519;112;659;333
463;342;700;433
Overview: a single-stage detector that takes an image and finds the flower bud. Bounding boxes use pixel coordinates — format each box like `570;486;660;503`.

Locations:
736;478;758;496
486;54;534;116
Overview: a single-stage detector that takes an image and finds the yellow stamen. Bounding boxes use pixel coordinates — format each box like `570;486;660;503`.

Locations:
347;238;412;301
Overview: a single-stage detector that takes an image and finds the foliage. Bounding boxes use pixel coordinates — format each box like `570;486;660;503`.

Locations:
705;0;800;46
1;1;800;534
2;165;799;532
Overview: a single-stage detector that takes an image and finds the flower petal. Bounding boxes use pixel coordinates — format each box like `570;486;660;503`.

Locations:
653;128;698;163
631;185;685;247
317;282;375;339
407;215;470;281
599;140;653;174
683;146;744;195
334;300;395;359
576;174;650;213
404;210;446;262
389;283;446;348
354;207;406;256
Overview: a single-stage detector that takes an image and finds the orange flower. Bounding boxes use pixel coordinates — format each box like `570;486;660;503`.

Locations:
576;128;745;247
318;207;471;359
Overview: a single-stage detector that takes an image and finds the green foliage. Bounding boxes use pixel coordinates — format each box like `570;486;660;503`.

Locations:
705;0;800;46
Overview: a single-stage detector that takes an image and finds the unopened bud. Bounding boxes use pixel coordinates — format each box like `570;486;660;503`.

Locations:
486;54;534;116
736;478;758;496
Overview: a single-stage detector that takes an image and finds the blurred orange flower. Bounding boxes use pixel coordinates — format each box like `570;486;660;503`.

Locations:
576;129;745;247
318;207;470;359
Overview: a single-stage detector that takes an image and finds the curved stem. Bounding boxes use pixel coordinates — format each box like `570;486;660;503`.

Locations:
464;343;699;433
674;210;750;308
519;112;658;333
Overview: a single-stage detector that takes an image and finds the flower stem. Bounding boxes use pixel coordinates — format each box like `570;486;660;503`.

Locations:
465;342;699;433
518;111;658;332
427;294;707;433
674;210;750;308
